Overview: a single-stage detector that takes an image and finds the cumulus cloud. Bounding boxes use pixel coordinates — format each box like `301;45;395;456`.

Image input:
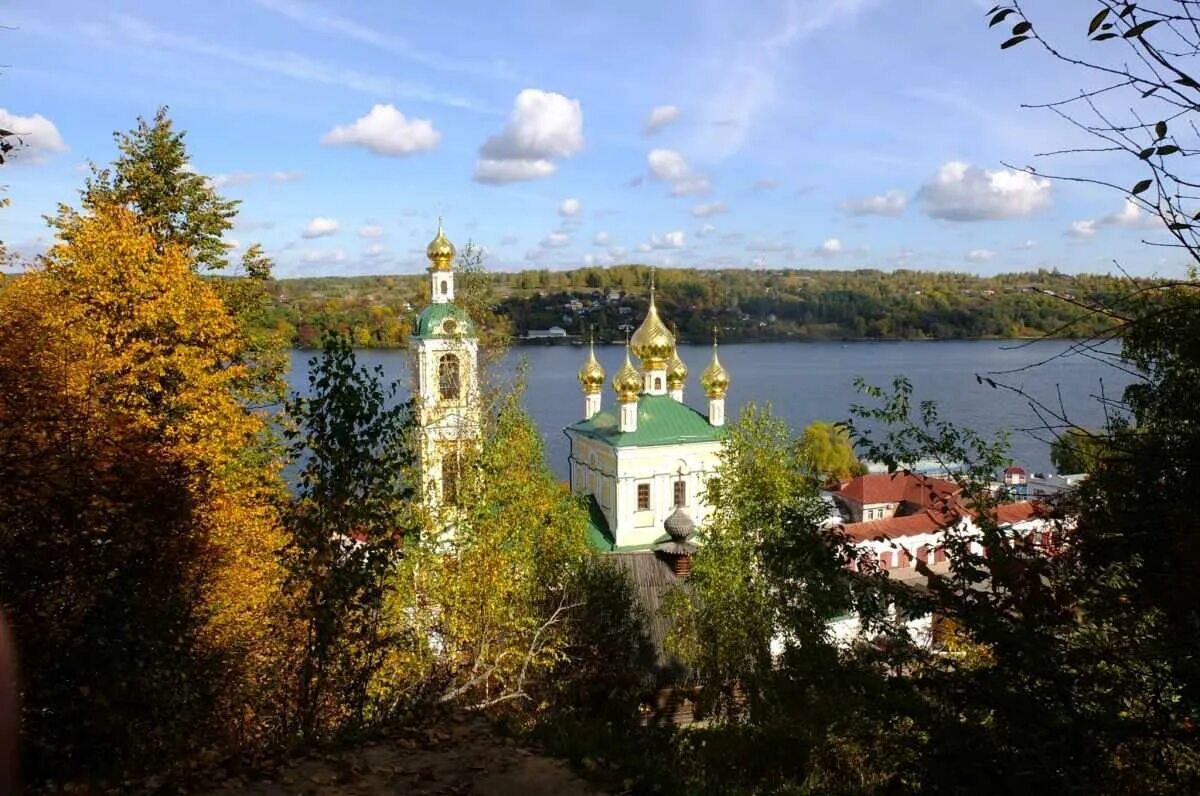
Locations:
559;198;582;217
359;224;384;238
647;148;711;197
841;190;906;217
0;109;67;164
917;161;1051;221
1068;220;1097;239
967;248;995;262
210;171;256;189
271;170;304;182
644;104;681;134
474;89;583;183
697;223;717;238
646;230;686;249
593;231;610;246
1016;239;1037;250
817;238;842;256
540;231;572;248
691;201;728;218
1102;198;1142;226
364;243;388;258
300;248;347;264
321;104;440;156
302;217;340;238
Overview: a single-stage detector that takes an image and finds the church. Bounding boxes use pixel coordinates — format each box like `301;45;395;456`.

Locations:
565;284;731;552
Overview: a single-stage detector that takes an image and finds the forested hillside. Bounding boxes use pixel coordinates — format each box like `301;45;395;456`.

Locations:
258;265;1134;348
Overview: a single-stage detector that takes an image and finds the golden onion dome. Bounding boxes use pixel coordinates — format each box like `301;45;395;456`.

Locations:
700;341;730;398
612;344;642;402
578;337;606;394
426;217;455;272
629;286;675;370
666;346;688;389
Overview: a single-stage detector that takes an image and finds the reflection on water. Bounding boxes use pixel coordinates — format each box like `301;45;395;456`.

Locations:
287;339;1136;480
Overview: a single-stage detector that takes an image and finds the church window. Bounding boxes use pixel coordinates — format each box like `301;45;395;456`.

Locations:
637;483;651;511
673;479;686;507
440;279;449;295
442;450;462;506
439;354;460;400
655;377;663;391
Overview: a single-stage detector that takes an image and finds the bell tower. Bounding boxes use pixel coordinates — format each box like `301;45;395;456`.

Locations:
410;219;480;514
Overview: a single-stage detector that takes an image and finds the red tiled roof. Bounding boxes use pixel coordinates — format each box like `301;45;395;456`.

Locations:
842;510;946;542
1004;466;1026;476
993;501;1040;525
834;472;961;507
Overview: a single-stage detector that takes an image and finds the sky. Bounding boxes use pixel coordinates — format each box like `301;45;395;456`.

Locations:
1;0;1188;278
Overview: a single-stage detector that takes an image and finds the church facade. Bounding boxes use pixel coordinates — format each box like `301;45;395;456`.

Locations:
409;221;480;513
565;286;732;550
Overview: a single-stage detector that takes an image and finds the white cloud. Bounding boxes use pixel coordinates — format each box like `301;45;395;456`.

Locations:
691;201;728;218
359;224;384;238
541;231;572;248
647;230;686;249
1102;198;1141;226
223;238;241;250
1068;220;1097;239
697;223;717;238
593;231;610;246
474;158;556;183
917;161;1051;221
644;104;681;134
302;217;340;238
210;171;255;189
271;170;304;182
364;243;388;258
474;89;583;183
0;109;67;164
559;198;582;217
647;150;712;196
817;238;842;256
841;190;906;217
967;248;995;262
1016;239;1037;250
300;248;347;264
321;104;440;156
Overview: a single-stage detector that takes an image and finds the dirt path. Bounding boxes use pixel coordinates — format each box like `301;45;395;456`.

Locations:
201;715;605;796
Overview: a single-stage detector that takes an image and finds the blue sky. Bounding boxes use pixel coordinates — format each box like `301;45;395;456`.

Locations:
1;0;1186;277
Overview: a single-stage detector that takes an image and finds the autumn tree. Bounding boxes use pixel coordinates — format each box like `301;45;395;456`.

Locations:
0;204;291;785
797;419;866;485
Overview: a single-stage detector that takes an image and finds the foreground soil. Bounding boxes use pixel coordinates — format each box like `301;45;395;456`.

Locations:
201;714;605;796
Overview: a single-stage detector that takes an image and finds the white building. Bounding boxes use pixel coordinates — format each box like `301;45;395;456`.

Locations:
409;221;480;514
564;286;731;550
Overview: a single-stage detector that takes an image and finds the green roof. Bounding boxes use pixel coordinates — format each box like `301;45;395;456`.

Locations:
584;496;616;552
412;302;476;339
567;393;725;448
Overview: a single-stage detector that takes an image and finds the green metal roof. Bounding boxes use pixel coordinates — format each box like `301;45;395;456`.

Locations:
584;496;616;552
567;393;725;448
412;302;476;339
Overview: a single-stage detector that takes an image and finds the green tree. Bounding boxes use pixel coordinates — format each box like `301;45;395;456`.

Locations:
71;106;239;271
797;419;866;485
282;334;416;740
1048;427;1107;473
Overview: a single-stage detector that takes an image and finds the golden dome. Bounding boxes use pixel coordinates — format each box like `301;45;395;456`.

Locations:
426;217;455;272
578;337;605;394
666;346;688;389
612;344;642;402
629;286;674;370
700;341;730;398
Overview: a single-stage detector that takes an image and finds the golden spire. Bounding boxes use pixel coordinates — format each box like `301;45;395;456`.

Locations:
612;340;642;403
426;216;455;272
700;330;730;399
629;274;674;371
666;322;688;389
577;331;606;394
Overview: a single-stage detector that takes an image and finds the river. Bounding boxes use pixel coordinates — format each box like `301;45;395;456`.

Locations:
286;339;1136;480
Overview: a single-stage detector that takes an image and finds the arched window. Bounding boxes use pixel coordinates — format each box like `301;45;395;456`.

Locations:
439;353;460;400
655;376;663;391
440;279;449;295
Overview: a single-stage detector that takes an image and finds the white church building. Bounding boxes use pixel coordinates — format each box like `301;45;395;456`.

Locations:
565;285;732;551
